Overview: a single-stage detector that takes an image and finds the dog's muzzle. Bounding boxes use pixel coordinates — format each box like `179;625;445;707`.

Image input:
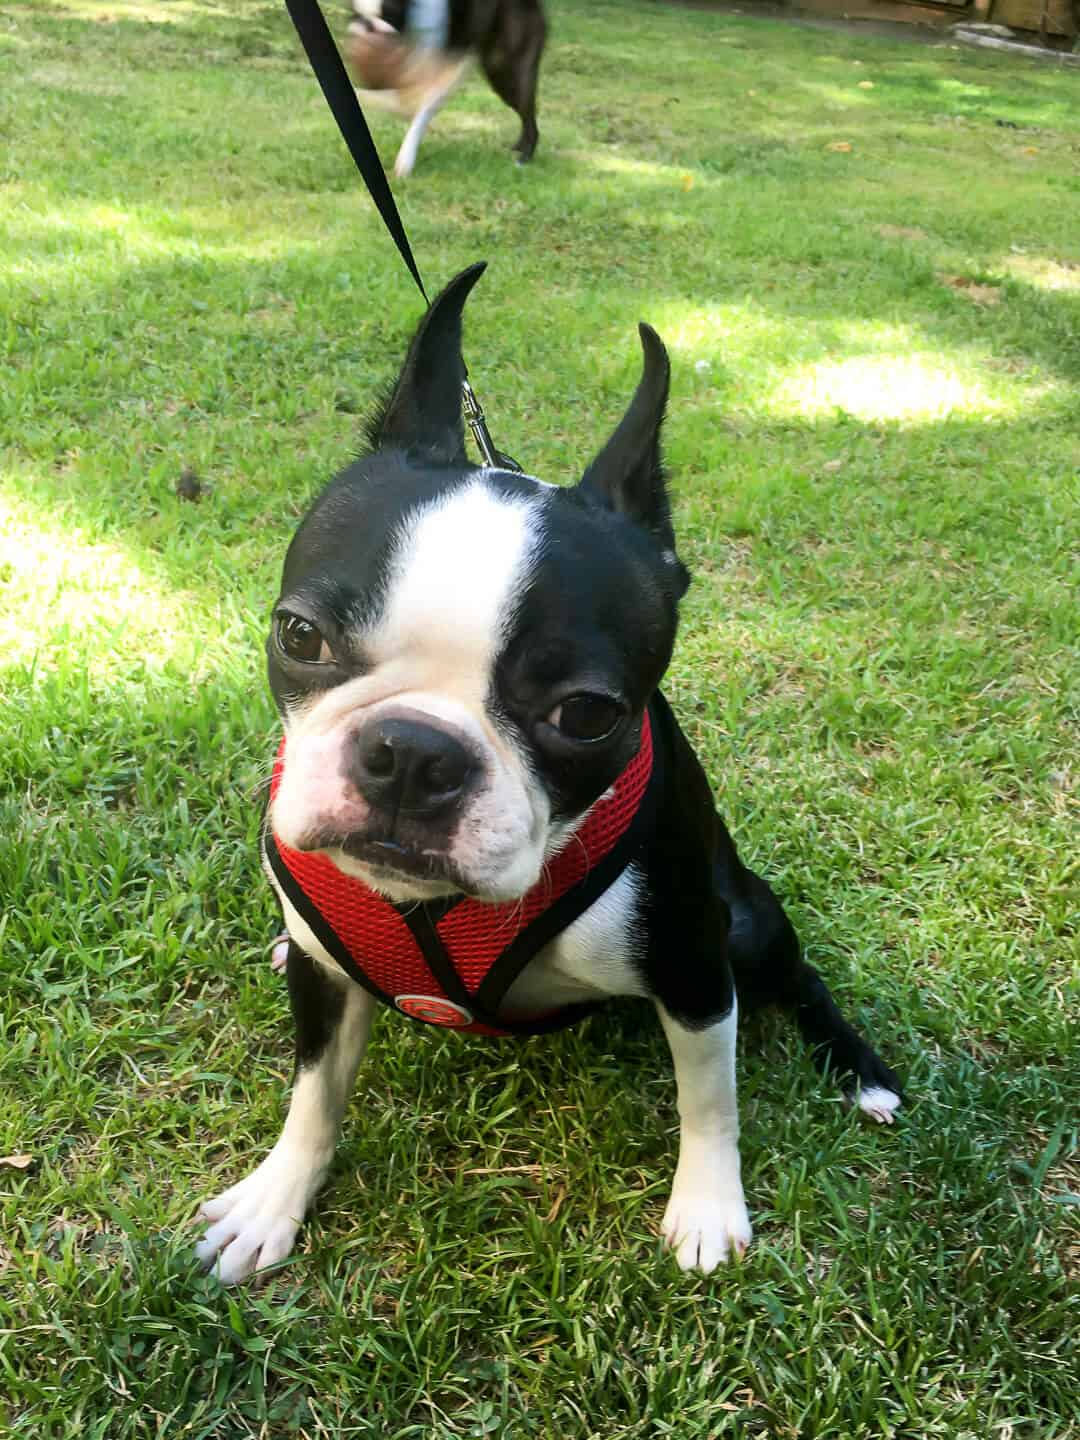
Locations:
347;714;477;820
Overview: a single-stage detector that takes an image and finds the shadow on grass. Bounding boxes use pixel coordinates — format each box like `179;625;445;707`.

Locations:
4;229;1076;559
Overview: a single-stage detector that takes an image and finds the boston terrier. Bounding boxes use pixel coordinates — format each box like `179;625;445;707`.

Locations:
195;264;901;1284
346;0;546;178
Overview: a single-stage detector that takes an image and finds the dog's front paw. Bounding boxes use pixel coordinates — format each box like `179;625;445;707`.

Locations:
269;932;290;974
661;1188;752;1274
195;1147;324;1284
856;1084;902;1124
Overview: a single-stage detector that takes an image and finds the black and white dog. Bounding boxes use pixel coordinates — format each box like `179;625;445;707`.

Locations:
346;0;546;177
196;265;901;1284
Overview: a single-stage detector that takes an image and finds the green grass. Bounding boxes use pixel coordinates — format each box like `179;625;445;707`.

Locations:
2;0;1078;1433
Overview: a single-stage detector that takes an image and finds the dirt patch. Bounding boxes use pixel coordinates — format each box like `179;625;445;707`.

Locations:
938;273;1005;305
878;223;929;242
657;0;949;46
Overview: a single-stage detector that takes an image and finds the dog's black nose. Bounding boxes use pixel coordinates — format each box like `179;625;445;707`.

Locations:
350;717;474;818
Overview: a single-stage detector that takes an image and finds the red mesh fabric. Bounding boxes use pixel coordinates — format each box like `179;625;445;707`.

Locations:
270;713;653;1033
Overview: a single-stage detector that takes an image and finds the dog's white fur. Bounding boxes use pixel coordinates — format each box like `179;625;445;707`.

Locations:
196;955;375;1284
272;481;553;903
389;59;469;179
857;1085;901;1124
658;1000;751;1270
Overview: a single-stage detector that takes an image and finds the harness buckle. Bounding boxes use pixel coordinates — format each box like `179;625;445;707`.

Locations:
395;994;474;1027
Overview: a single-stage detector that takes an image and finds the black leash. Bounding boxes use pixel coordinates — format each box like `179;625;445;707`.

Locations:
283;0;520;471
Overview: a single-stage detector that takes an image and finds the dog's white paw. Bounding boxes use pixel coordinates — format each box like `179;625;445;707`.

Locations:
857;1085;901;1125
393;148;416;179
269;933;289;975
196;1147;323;1284
661;1188;752;1273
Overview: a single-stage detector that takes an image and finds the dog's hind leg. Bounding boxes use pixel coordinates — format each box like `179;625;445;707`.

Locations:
393;56;468;177
721;862;902;1122
479;5;545;162
196;941;375;1283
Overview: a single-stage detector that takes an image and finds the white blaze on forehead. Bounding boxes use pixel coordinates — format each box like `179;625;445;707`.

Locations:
367;478;543;701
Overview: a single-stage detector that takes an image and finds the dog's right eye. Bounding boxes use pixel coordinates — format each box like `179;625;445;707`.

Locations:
276;614;333;664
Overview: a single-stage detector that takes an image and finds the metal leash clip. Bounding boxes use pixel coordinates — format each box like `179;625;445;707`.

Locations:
462;379;523;473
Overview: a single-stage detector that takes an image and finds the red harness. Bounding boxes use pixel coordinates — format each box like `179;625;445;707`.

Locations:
265;710;658;1035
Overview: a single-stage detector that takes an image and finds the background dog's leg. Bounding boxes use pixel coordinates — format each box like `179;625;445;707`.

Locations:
657;998;751;1273
479;16;544;163
355;86;413;117
393;58;467;178
196;944;374;1283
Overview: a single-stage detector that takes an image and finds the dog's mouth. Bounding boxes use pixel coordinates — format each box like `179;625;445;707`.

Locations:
308;831;473;899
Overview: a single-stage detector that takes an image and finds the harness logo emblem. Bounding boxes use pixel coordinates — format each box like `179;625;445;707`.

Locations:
395;994;473;1027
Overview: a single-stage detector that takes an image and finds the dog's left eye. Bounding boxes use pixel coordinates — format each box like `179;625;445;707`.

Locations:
276;613;333;665
547;694;624;743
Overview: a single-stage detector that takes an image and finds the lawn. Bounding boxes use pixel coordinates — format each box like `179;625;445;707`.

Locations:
1;0;1078;1433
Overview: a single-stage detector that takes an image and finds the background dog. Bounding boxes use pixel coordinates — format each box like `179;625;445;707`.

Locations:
195;265;901;1285
346;0;546;177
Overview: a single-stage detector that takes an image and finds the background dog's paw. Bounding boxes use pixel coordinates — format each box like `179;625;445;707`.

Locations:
661;1191;752;1273
195;1153;315;1284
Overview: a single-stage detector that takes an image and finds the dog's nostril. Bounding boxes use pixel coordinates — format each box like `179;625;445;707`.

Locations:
423;754;462;795
365;740;396;779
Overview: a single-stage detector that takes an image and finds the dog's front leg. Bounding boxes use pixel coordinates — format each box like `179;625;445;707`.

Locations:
657;997;752;1272
393;58;468;177
196;944;375;1283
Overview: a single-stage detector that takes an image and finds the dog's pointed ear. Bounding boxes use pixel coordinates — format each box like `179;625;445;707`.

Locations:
578;325;687;592
369;262;487;463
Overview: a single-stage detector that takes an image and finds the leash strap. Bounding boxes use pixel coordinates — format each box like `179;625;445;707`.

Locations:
283;0;519;471
284;0;427;301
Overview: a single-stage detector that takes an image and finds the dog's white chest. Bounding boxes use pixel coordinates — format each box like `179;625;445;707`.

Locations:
499;865;648;1015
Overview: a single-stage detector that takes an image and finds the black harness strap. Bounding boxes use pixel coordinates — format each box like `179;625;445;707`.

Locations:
398;900;601;1035
265;829;399;1011
471;705;666;1018
283;0;518;470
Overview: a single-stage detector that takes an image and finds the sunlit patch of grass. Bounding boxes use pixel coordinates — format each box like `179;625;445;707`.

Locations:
0;493;180;663
1004;253;1080;292
39;0;236;22
3;193;323;277
0;491;252;679
771;351;1009;421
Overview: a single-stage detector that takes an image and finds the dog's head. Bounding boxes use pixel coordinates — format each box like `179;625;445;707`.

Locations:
269;264;688;903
